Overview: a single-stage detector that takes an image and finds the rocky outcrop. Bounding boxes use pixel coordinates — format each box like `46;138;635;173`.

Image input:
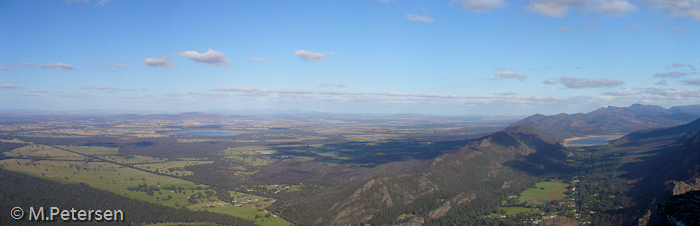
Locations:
657;190;700;226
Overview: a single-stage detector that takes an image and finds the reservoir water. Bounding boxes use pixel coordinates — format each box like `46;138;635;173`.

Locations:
172;130;234;136
565;136;607;146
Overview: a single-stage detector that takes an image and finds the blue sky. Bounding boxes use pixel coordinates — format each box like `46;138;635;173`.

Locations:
1;0;699;115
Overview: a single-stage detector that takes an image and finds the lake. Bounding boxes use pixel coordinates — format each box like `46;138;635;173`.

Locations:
172;130;234;136
565;136;607;146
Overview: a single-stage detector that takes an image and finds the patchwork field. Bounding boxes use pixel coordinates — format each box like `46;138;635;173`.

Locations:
134;160;214;176
57;145;120;155
0;142;291;226
517;182;569;204
190;191;290;226
3;144;86;161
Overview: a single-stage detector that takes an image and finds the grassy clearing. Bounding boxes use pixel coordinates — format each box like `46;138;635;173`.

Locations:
102;155;166;164
196;192;289;226
0;159;200;207
57;145;119;155
134;160;214;176
3;144;86;160
188;191;289;226
0;138;27;143
244;184;302;193
218;147;276;174
397;213;415;221
517;182;569;204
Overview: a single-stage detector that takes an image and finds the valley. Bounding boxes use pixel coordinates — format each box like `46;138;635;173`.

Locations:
1;104;700;225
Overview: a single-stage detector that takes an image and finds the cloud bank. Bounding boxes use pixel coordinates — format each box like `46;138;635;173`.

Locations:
178;49;230;66
144;56;174;68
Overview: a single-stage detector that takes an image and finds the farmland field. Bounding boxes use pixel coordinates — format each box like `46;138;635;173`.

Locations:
3;144;86;160
517;182;569;204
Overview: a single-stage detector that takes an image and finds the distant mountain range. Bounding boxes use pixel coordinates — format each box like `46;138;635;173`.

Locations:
509;104;700;141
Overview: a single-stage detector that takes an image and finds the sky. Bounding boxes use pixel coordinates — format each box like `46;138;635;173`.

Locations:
1;0;699;115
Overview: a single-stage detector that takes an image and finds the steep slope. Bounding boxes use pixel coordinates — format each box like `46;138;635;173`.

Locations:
509;104;699;141
275;125;571;225
610;118;700;225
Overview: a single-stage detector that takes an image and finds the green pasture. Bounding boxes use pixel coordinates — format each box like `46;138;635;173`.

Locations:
0;159;203;207
517;182;569;204
195;199;290;226
102;155;166;164
57;145;120;155
3;144;86;160
133;160;214;176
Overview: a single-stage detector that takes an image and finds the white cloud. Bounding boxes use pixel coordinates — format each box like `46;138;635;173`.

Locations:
144;55;174;68
211;86;314;96
97;0;110;6
60;93;95;99
671;63;685;68
320;83;347;88
39;63;75;70
654;71;689;78
594;0;637;16
0;84;18;89
603;90;640;96
247;58;269;63
682;78;700;86
405;13;434;22
1;64;19;70
558;76;623;88
20;62;35;66
28;89;49;93
543;79;557;84
452;0;507;12
494;71;528;80
211;86;258;92
498;91;517;95
644;87;700;97
644;0;700;20
177;49;230;66
293;50;328;62
526;0;636;17
526;1;570;17
656;79;668;85
319;90;459;98
270;89;314;94
95;87;120;92
180;91;230;98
